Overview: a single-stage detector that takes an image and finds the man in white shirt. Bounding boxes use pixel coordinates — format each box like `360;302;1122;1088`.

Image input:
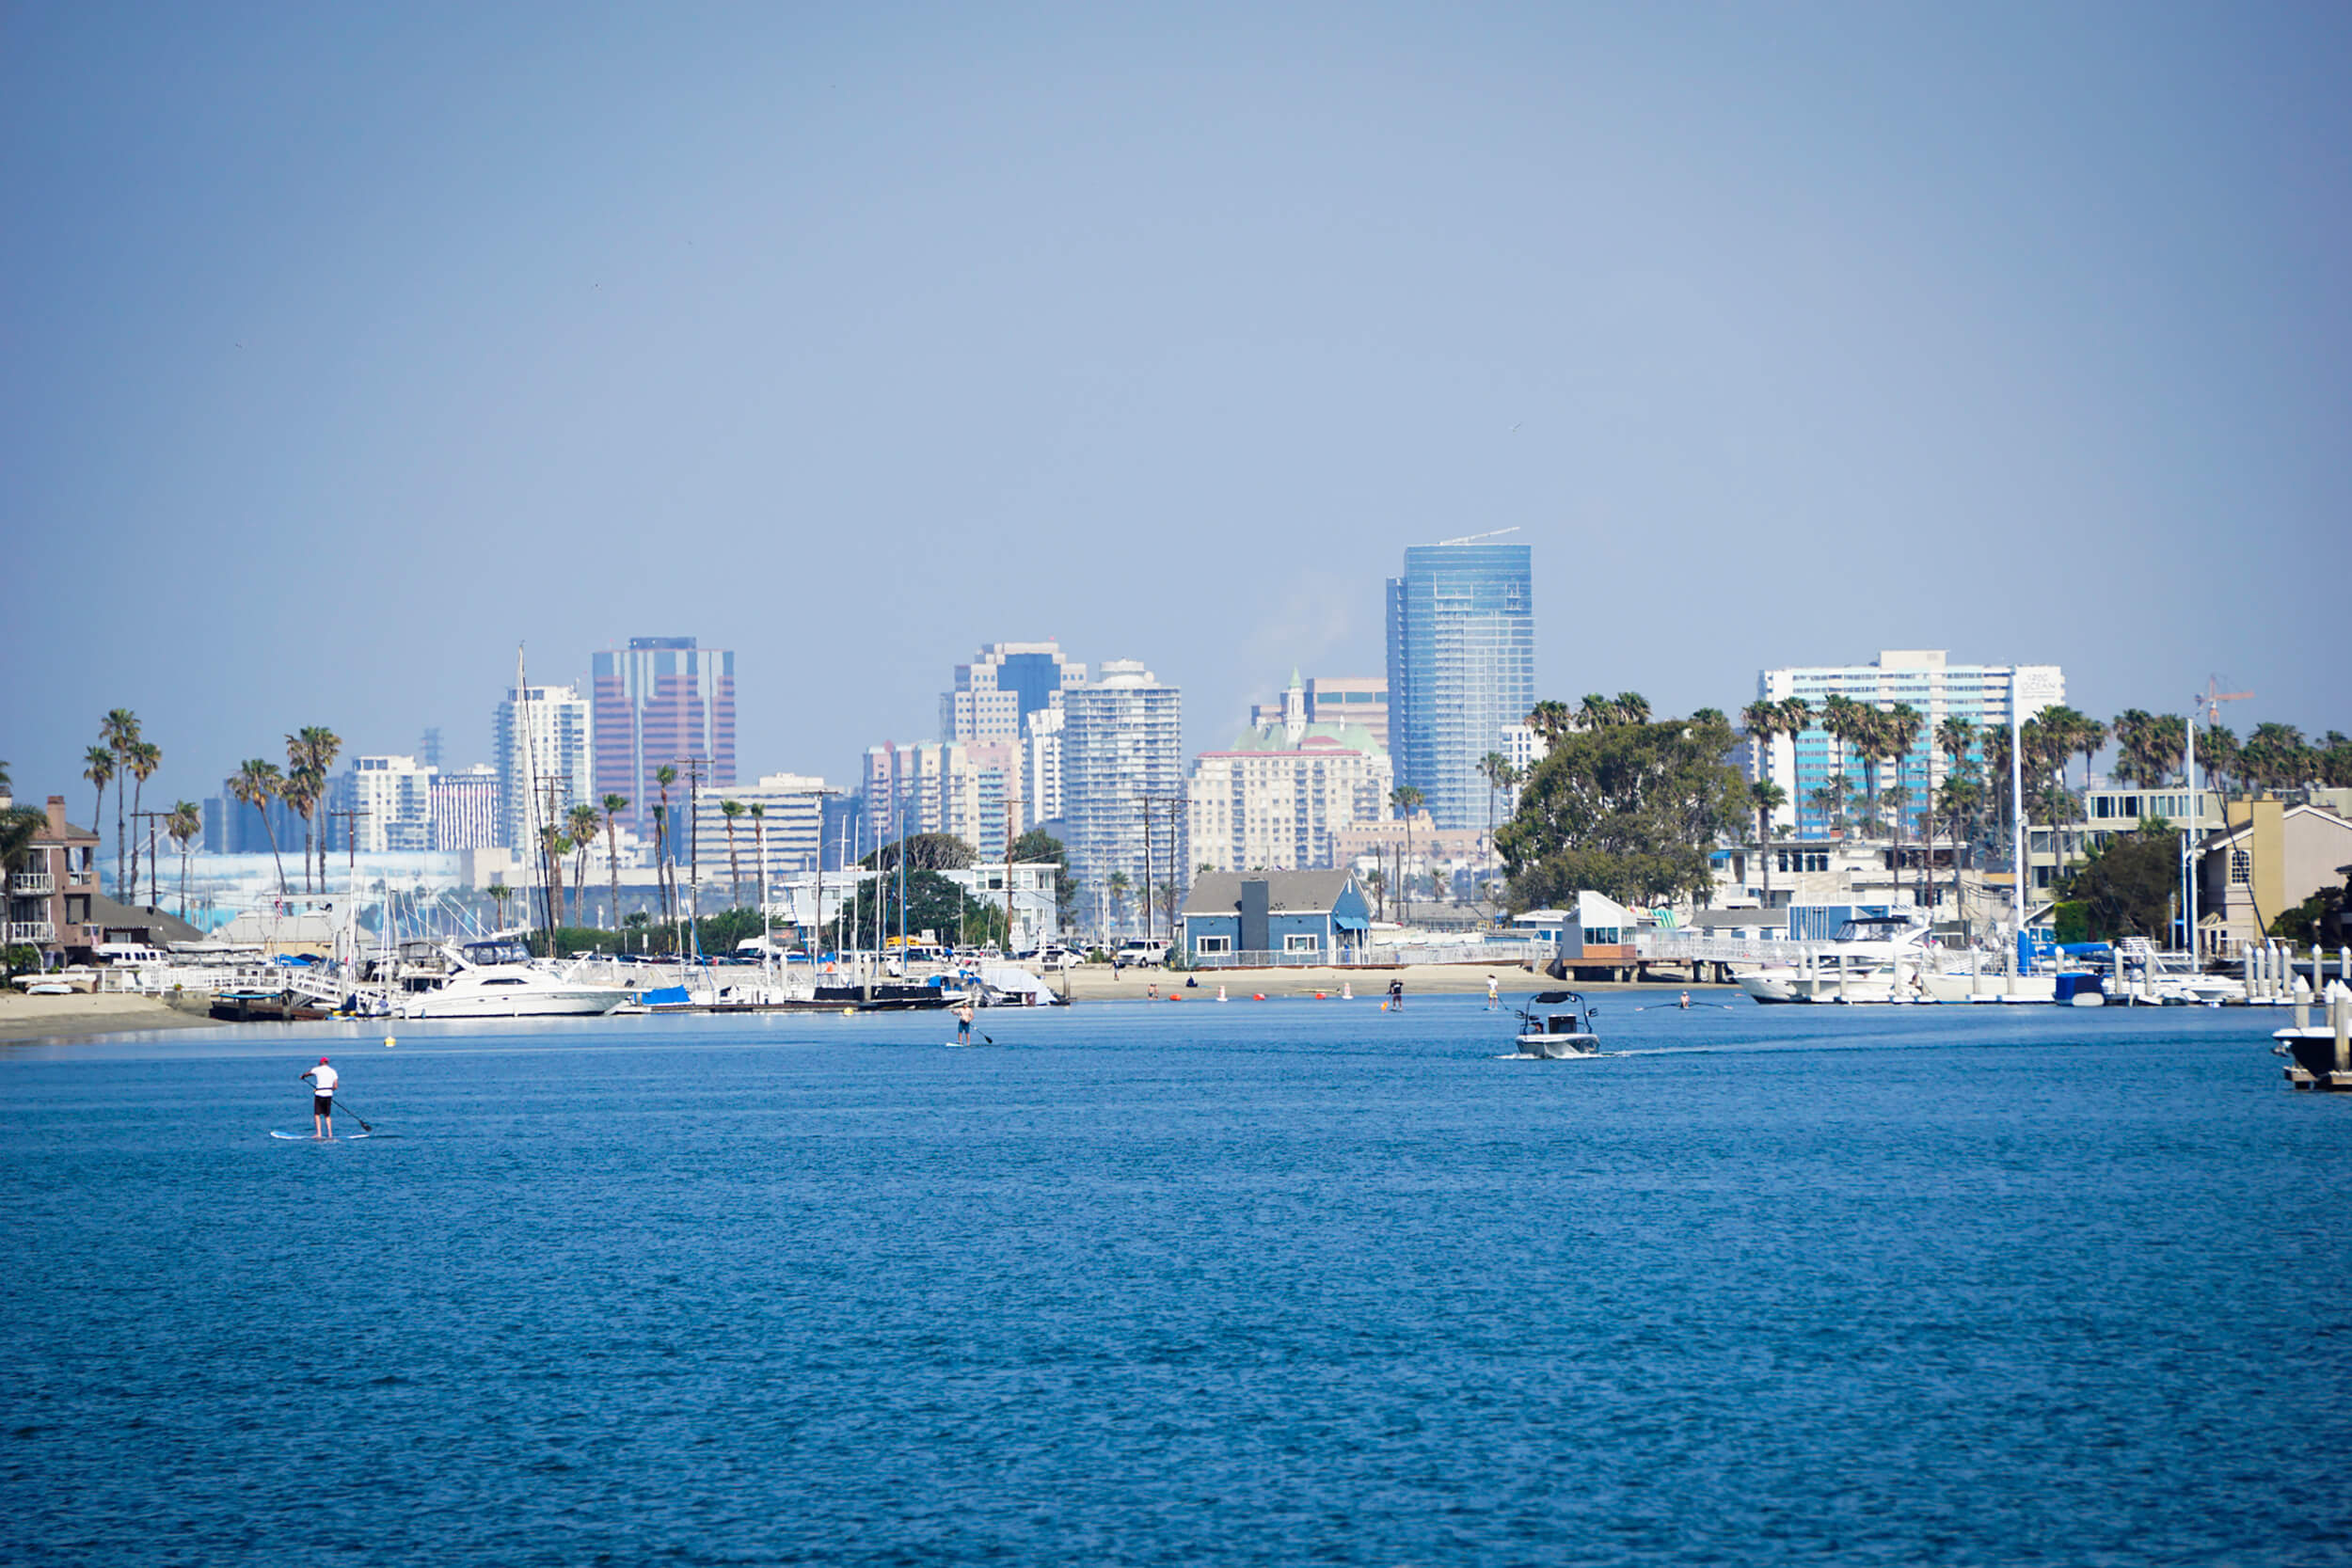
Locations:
301;1056;340;1139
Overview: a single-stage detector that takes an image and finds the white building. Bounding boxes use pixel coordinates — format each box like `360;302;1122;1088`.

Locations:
493;683;593;858
430;765;501;851
863;741;1008;862
1062;658;1184;925
334;755;436;854
692;772;832;896
1751;651;2065;839
1021;705;1066;830
941;641;1088;746
1189;673;1393;874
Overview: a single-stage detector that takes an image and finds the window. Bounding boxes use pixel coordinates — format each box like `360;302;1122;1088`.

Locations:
2229;850;2250;887
1195;936;1232;955
1283;933;1320;953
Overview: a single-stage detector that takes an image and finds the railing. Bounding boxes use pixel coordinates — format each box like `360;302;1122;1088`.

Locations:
1639;931;1820;966
8;921;56;944
1192;940;1552;970
10;871;55;895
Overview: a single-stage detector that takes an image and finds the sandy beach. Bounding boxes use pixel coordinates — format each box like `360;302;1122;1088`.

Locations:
0;990;222;1044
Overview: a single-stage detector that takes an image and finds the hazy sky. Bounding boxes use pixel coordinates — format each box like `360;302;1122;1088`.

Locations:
7;3;2347;821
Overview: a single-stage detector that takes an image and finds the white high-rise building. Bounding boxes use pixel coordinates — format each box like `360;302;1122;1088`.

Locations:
1751;650;2065;839
863;742;1007;862
494;684;593;855
1189;673;1392;874
430;766;501;851
1062;659;1184;927
334;755;437;853
1021;706;1066;830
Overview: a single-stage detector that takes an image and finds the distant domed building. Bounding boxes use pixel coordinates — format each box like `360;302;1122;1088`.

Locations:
1187;673;1394;874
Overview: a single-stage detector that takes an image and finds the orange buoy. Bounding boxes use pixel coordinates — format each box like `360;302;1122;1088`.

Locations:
1253;992;1266;1001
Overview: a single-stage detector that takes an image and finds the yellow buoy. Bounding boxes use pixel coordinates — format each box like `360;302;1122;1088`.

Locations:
384;1036;396;1048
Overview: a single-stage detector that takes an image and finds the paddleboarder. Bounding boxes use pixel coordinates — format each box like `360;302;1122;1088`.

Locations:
300;1056;339;1140
1486;974;1500;1010
954;998;976;1045
1387;977;1404;1010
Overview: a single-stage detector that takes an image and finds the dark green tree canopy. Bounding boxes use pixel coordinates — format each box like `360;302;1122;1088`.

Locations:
1495;709;1745;908
863;832;977;872
2054;818;2179;942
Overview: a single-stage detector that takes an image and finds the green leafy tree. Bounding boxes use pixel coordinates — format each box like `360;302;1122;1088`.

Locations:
2056;818;2180;942
1010;827;1076;927
1496;708;1744;909
863;832;977;872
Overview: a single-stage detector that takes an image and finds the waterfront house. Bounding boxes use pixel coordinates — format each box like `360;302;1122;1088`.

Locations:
6;796;102;969
1180;870;1372;965
2194;800;2352;957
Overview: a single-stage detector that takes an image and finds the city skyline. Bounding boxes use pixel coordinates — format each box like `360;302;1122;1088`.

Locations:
6;8;2345;819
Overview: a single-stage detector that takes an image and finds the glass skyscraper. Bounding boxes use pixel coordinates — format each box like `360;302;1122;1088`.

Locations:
1385;541;1535;831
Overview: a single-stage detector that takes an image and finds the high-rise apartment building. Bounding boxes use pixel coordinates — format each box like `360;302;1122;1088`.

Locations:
1191;673;1393;874
494;684;594;855
592;638;736;835
1386;539;1535;830
332;756;437;854
1061;659;1184;919
430;766;501;851
863;742;1008;862
1250;675;1390;746
1750;650;2066;839
941;641;1088;744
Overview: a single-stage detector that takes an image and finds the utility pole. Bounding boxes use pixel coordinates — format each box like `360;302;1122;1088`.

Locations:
807;786;844;964
132;810;169;912
1134;791;1188;952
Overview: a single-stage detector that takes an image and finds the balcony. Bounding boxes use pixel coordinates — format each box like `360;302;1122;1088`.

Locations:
10;871;54;895
8;921;57;945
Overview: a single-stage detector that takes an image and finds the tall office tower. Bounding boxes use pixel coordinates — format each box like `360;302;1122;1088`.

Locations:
863;742;1007;862
691;773;831;895
1190;673;1394;874
1061;660;1184;925
941;641;1088;744
1750;650;2065;840
591;638;737;835
1385;538;1535;830
494;684;594;854
418;728;445;769
332;756;437;853
430;766;501;851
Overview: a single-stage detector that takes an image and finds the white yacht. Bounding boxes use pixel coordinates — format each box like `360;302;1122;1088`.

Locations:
394;939;631;1020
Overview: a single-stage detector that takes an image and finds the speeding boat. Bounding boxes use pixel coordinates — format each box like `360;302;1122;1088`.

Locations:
394;939;630;1020
1513;990;1602;1058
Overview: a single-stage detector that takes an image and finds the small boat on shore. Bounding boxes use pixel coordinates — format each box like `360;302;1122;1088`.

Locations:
1511;990;1602;1059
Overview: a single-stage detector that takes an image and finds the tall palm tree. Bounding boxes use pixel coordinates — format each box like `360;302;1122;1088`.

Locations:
1613;691;1651;726
1106;871;1132;937
1576;693;1617;732
1391;784;1423;925
82;746;115;866
720;800;746;910
2149;714;2187;788
102;708;140;894
230;758;288;895
566;802;601;926
122;739;162;906
1525;700;1573;747
1818;696;1865;837
602;793;629;933
2072;712;2107;795
1881;703;1923;890
278;766;319;894
654;765;679;925
748;804;768;928
2110;709;2156;787
166;801;201;919
1750;779;1787;907
286;726;342;892
486;881;514;928
540;823;569;933
1740;698;1787;784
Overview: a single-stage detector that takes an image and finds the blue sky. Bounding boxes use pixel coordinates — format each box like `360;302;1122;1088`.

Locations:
6;3;2347;819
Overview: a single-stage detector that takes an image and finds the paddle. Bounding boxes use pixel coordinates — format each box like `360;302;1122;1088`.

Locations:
296;1072;374;1132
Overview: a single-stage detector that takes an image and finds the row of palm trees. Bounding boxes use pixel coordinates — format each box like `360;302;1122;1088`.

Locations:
78;710;206;915
225;725;343;897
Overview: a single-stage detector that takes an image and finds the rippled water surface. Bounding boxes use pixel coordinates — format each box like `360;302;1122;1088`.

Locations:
5;994;2349;1564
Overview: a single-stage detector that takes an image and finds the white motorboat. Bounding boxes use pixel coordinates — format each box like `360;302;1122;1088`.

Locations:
394;939;630;1020
1734;915;1957;1005
1512;990;1602;1058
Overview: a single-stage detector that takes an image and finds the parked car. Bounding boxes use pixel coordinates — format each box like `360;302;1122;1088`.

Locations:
1113;939;1169;968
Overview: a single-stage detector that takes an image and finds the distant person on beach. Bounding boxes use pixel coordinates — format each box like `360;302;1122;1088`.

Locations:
300;1056;338;1139
1388;977;1404;1010
954;1000;975;1045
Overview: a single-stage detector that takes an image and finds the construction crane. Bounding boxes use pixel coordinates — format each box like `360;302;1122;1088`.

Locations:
1435;527;1521;546
2197;676;2253;729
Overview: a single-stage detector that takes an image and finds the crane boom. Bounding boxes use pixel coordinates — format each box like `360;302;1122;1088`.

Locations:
1434;526;1522;546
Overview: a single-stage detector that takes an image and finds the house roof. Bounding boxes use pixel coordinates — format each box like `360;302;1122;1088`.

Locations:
84;893;208;945
2196;801;2352;852
1182;869;1359;916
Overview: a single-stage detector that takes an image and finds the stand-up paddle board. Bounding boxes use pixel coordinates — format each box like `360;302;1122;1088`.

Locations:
270;1131;372;1140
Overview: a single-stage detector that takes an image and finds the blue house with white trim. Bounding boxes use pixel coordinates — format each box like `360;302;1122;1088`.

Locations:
1180;870;1373;965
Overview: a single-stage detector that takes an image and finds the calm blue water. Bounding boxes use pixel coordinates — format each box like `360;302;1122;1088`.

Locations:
4;994;2348;1565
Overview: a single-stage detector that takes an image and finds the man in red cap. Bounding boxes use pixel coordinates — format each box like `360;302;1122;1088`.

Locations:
300;1056;340;1140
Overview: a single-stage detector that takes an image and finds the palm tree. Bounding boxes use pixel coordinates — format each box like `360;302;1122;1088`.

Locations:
1364;866;1387;922
1879;703;1923;890
1525;700;1573;747
285;726;342;892
1106;871;1132;938
2242;722;2311;794
2069;710;2107;795
1391;784;1423;925
166;801;200;919
1577;693;1617;732
1613;691;1651;726
654;765;679;925
278;766;319;894
1740;698;1787;784
566;802;601;926
1807;780;1850;836
1818;696;1866;837
748;804;769;929
2200;723;2240;800
102;708;140;894
120;738;162;906
720;800;746;910
230;758;288;895
1750;779;1788;907
602;794;629;933
486;881;514;928
539;823;569;933
82;746;115;866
